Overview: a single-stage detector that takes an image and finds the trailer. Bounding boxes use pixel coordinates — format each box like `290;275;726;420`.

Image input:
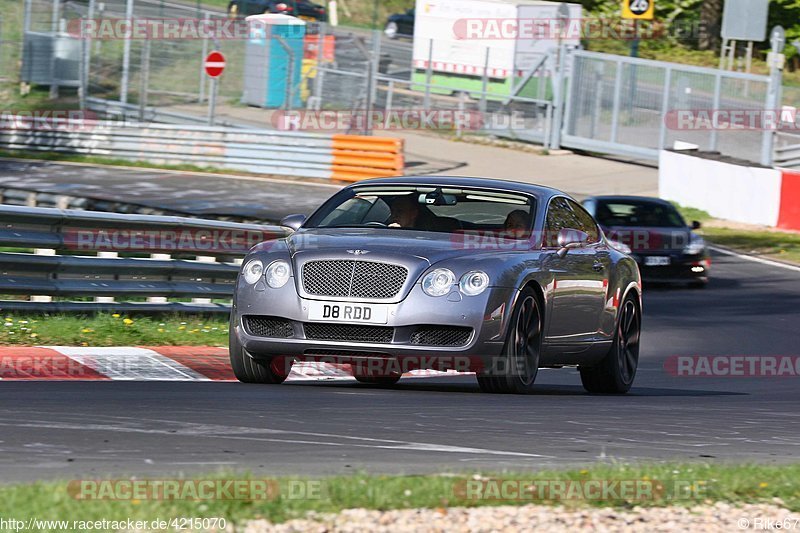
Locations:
411;0;582;98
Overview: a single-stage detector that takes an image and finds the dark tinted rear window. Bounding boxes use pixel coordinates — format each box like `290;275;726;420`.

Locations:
595;201;685;228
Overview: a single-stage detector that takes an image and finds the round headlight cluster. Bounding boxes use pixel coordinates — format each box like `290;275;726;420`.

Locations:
422;268;490;297
242;259;264;284
459;271;490;296
422;268;456;297
265;260;291;288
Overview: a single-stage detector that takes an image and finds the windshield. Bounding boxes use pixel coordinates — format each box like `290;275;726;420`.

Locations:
305;186;536;237
595;200;686;228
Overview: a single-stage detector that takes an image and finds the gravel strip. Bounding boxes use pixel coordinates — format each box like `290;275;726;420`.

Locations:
242;501;796;532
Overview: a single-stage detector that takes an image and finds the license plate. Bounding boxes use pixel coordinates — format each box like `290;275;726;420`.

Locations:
644;256;671;266
307;301;388;324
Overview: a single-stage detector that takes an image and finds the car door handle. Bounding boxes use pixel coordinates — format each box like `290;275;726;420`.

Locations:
592;261;605;272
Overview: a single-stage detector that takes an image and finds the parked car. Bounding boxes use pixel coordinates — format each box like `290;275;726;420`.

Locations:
384;8;414;39
228;0;327;21
582;196;709;287
230;176;643;394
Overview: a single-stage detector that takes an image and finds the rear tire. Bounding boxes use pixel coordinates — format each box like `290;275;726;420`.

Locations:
579;294;640;394
477;287;542;394
229;322;288;384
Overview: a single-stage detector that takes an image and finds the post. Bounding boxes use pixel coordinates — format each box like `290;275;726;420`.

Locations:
80;0;96;109
709;72;721;151
120;0;134;104
365;29;381;134
609;59;623;143
630;19;639;58
384;79;394;129
138;39;150;121
480;46;490;113
207;77;217;126
199;12;209;103
657;67;672;150
49;0;61;99
423;39;433;111
761;57;783;166
549;43;568;149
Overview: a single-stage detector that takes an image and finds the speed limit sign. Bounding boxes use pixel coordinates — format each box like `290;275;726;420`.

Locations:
622;0;654;19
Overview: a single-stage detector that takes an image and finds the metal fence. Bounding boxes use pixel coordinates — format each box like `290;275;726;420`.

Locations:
0;204;289;314
8;0;791;167
562;49;778;164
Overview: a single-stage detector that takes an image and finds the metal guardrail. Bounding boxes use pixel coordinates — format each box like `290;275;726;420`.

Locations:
774;131;800;169
0;115;404;181
0;205;290;314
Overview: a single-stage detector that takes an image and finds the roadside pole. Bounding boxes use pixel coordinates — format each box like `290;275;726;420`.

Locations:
120;0;134;104
204;49;225;126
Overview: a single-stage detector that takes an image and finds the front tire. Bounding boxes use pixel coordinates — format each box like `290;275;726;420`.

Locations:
579;294;640;394
229;323;289;384
477;287;542;394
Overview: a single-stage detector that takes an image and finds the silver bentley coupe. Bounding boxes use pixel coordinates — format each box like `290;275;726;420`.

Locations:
230;176;642;394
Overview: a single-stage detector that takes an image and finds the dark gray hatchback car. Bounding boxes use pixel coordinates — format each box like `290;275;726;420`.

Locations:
231;176;642;394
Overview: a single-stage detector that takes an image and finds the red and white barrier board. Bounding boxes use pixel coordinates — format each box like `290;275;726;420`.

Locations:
659;150;800;231
0;346;464;381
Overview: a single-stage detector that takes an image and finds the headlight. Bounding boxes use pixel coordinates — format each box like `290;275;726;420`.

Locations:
422;268;456;297
242;259;264;284
265;260;291;288
459;270;490;296
607;239;632;254
683;236;705;255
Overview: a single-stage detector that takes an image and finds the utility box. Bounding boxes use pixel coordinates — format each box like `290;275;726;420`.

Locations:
242;14;306;108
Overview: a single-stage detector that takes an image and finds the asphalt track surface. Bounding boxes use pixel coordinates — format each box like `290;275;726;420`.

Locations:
0;159;340;221
1;250;799;483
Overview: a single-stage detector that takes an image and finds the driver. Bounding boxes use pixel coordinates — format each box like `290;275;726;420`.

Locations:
388;195;422;228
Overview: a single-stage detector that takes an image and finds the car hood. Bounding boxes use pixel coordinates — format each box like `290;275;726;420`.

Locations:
603;226;693;253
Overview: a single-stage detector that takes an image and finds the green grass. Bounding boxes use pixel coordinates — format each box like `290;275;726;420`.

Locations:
0;464;798;529
0;314;229;346
701;227;800;264
673;203;800;264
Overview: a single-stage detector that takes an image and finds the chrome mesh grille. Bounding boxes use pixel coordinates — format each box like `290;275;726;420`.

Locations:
410;326;473;346
302;260;408;299
304;323;394;343
244;316;294;338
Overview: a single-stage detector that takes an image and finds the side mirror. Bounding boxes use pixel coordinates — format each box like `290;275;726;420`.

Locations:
280;214;307;231
556;228;589;258
691;220;702;230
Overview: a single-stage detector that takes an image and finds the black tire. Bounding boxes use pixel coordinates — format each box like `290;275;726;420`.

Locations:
477;286;542;394
229;323;288;384
579;294;641;394
354;374;401;385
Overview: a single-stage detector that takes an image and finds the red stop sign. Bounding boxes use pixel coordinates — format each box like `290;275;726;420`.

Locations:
204;51;226;78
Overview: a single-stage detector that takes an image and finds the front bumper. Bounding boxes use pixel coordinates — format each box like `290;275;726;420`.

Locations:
233;279;514;372
632;253;710;283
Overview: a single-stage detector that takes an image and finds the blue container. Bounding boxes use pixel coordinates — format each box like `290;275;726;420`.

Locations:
242;14;306;108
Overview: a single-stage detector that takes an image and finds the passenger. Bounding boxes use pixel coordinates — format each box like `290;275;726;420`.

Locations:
503;210;530;237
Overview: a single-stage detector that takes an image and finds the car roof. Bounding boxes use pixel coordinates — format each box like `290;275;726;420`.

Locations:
586;195;674;206
351;175;566;201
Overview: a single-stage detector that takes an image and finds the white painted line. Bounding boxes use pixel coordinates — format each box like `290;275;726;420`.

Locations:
709;245;800;274
48;347;209;381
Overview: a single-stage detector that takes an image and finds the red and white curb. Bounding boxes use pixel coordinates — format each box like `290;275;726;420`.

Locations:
0;346;465;381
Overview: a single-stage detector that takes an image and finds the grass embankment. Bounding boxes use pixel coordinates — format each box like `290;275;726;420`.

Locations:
0;464;798;527
0;314;229;347
676;204;800;264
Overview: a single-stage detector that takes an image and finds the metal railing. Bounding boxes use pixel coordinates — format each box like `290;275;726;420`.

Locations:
0;204;289;314
0;117;403;180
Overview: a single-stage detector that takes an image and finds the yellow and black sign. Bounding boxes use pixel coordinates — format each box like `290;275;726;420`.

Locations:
622;0;654;19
